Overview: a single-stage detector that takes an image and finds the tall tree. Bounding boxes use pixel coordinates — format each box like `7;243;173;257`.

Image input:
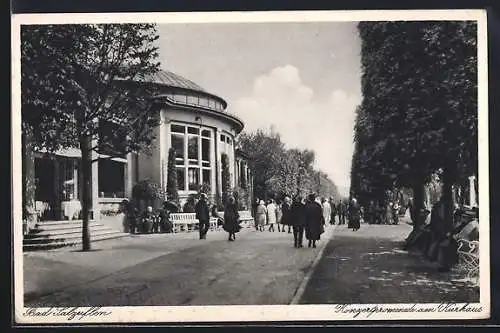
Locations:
353;21;477;234
238;129;339;201
21;24;161;250
237;130;285;200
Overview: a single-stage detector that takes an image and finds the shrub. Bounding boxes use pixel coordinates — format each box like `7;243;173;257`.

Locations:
221;153;231;205
132;179;164;212
166;147;180;206
233;186;249;210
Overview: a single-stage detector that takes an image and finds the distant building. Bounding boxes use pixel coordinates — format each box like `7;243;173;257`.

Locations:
25;69;252;222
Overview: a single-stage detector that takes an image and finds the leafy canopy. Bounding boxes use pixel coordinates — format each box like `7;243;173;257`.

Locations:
21;24;162;155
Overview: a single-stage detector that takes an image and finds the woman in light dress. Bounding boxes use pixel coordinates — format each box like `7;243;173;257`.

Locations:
255;200;267;232
266;199;277;232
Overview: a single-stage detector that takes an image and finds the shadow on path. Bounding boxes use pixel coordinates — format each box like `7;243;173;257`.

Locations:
300;226;480;304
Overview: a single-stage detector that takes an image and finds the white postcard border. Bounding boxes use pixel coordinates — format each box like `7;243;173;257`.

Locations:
11;9;490;323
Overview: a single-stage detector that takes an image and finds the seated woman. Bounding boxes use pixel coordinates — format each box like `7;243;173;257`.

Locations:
123;201;139;234
159;201;175;233
141;206;155;234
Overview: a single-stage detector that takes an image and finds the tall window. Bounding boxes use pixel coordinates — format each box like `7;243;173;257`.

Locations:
171;123;213;192
98;159;125;198
220;133;233;155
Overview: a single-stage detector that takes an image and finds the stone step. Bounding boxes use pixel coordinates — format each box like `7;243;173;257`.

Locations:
24;229;125;245
35;219;97;227
32;222;105;232
24;225;114;239
23;232;130;252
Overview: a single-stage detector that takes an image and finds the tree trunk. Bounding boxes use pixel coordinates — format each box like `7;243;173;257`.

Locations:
412;181;424;230
80;136;92;251
22;129;37;233
442;164;454;235
474;175;479;206
459;181;466;206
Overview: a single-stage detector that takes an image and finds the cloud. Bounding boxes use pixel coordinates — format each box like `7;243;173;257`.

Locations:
232;65;361;196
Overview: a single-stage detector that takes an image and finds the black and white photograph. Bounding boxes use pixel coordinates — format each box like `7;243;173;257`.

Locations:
12;10;490;323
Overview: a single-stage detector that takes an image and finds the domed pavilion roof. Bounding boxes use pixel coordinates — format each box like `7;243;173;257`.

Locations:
135;69;207;93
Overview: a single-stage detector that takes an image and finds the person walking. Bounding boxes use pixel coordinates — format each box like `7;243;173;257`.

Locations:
276;200;284;232
322;197;332;226
366;200;376;225
267;199;277;232
385;202;394;225
349;197;361;231
252;197;260;230
223;196;240;241
305;193;325;248
338;200;346;225
195;193;211;239
255;200;267;232
290;195;306;248
121;199;131;233
330;198;337;225
281;196;292;233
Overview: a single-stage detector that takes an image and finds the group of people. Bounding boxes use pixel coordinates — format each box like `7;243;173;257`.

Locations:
253;193;332;248
120;193;242;242
121;200;175;234
361;200;404;225
187;193;242;242
121;190;368;247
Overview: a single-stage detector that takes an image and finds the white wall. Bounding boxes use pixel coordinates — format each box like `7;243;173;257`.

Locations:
136;111;162;186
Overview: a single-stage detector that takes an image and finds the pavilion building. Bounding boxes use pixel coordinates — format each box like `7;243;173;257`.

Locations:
25;69;252;224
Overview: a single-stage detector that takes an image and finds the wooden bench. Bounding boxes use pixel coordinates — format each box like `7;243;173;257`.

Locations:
209;217;221;231
238;210;254;228
214;210;254;229
456;239;479;282
170;213;199;233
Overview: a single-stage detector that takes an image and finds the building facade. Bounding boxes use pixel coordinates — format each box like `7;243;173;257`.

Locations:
25;69;252;225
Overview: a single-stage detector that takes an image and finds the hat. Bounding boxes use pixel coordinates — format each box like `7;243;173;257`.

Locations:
200;193;207;199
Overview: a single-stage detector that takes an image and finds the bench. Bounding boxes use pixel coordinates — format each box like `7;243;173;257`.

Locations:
456;239;479;282
170;213;199;233
238;210;254;228
209;217;220;231
213;210;254;229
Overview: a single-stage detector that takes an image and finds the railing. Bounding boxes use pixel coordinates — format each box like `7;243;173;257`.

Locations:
456;239;479;283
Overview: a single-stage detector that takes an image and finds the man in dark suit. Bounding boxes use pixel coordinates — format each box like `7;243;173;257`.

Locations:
290;195;306;248
195;193;211;239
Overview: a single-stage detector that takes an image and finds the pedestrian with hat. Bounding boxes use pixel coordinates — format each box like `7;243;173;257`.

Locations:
195;192;211;239
305;193;325;248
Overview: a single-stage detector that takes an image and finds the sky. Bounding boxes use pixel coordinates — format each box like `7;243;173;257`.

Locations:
157;22;362;196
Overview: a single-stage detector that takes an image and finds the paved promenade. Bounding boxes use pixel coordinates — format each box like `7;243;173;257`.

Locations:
23;222;479;307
